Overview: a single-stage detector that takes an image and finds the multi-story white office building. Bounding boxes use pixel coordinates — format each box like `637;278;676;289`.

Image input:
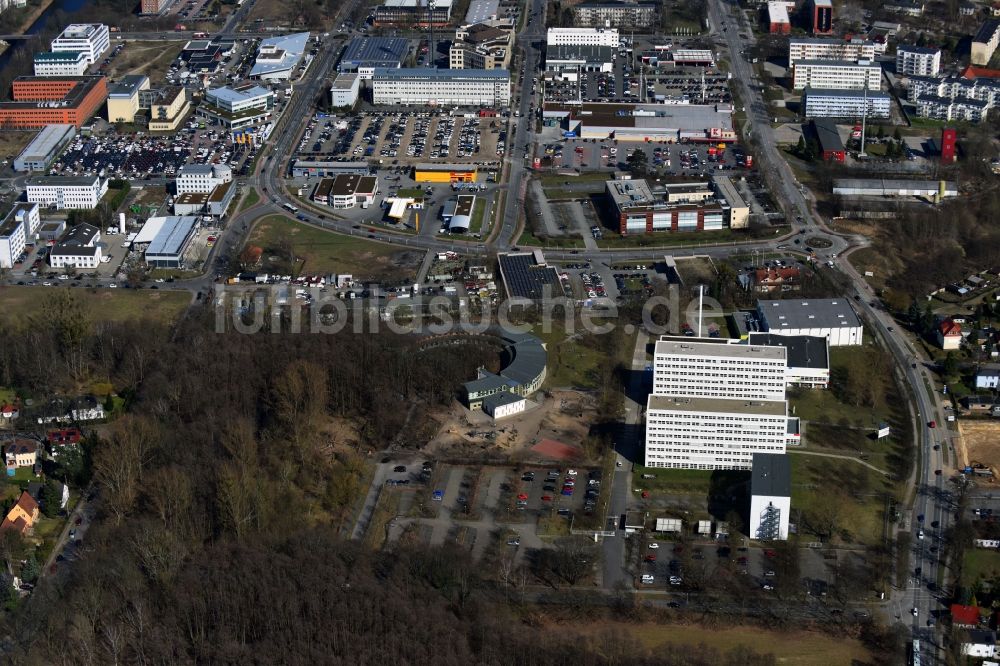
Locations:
792;59;882;90
0;203;40;268
546;27;620;47
802;87;892;118
176;163;232;194
330;73;360;108
33;51;89;77
49;223;101;269
26;175;107;210
199;84;274;129
788;37;876;65
371;68;510;106
652;338;788;401
896;45;941;77
645;395;789;470
50;24;110;65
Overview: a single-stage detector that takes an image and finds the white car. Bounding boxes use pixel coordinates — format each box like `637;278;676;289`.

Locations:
566;469;578;476
641;574;654;584
918;529;924;540
912;607;919;616
648;542;660;549
669;576;682;585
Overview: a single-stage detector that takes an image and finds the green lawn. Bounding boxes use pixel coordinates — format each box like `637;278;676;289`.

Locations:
539;171;614;186
396;187;425;198
631;467;715;495
530;324;604;388
962;549;1000;587
516;229;586;248
8;467;41;484
238;189;260;213
0;286;190;326
469;198;486;235
597;226;789;249
245;215;421;281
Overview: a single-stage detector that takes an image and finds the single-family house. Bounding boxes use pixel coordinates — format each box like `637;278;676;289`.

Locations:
754;267;801;293
47;428;81;457
978;366;1000;390
962;629;997;658
4;439;40;470
952;603;982;628
70;396;104;422
966;395;995;412
1;491;39;535
938;319;963;350
0;404;18;420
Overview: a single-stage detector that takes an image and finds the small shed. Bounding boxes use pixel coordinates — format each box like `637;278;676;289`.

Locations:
655;518;682;533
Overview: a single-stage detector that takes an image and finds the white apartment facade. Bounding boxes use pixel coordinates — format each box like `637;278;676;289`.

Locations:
802;88;892;118
371;68;511;106
788;38;876;65
652;338;787;401
792;59;882;90
50;24;110;65
26;175;107;210
645;396;789;470
175;163;233;194
896;45;941;77
0;204;40;269
546;27;620;47
33;51;89;77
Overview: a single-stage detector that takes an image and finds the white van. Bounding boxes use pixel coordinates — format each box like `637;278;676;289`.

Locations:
641;574;654;584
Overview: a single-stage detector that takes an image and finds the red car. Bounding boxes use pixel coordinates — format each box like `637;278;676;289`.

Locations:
641;491;650;499
517;493;528;501
764;549;777;558
644;554;656;562
928;420;936;428
541;495;553;502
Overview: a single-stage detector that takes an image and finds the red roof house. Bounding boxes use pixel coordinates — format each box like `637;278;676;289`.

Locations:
938;319;963;350
952;604;981;628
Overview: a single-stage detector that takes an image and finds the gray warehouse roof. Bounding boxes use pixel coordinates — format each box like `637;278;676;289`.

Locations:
746;333;829;370
145;216;198;257
481;389;523;412
758;299;861;331
499;335;547;386
751;453;791;498
339;36;410;69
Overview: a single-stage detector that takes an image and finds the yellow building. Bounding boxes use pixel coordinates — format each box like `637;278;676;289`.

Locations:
106;74;149;124
414;162;477;183
147;86;191;132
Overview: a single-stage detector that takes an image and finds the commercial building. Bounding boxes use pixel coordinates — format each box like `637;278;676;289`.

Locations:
249;32;310;80
802;87;891;118
106;74;150;124
0;204;40;268
49;223;101;269
176;163;232;194
13;124;75;172
371;68;511;106
941;127;957;163
199;84;274;129
972;19;1000;66
33;51;89;77
133;216;199;267
481;391;526;419
26;174;107;210
50;24;110;65
788;38;876;66
330;73;361;108
545;44;616;75
449;22;514;70
373;0;453;25
749;453;791;540
768;1;791;34
811;0;833;34
792;59;882;90
669;50;716;67
546;27;620;47
414;163;477;183
645;395;790;470
756;298;863;346
543;101;736;143
0;76;108;129
463;330;547;409
146;86;190;132
291;160;371;178
896;45;941;77
337;36;409;79
313;174;379;208
746;333;830;388
652;338;788;401
607;177;747;234
497;250;562;300
813;118;846;161
441;194;475;232
140;0;173;13
465;0;499;23
572;1;658;28
832;178;958;198
909;74;1000;122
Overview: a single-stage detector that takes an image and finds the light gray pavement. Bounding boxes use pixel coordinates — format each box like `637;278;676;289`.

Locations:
351;460;394;540
570;201;599;252
531;179;563;237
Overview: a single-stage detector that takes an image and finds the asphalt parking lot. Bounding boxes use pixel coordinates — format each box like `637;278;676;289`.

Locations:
539;138;750;176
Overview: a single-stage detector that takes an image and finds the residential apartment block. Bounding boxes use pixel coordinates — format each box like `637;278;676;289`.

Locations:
50;24;110;65
972;19;1000;66
909;74;1000;122
896;45;941;77
0;203;40;268
787;37;876;65
802;87;892;118
371;68;510;106
572;1;658;28
546;27;620;47
792;59;882;90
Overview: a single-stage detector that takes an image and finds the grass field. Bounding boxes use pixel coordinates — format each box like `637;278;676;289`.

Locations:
517;229;586;248
0;131;37;163
630;467;715;495
530;323;604;389
962;548;1000;587
246;215;422;281
106;41;185;83
469;198;486;236
619;622;872;665
0;287;190;326
238;189;260;213
539;172;614;186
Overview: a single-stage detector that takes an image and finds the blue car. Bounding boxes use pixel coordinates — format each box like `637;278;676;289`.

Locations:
561;489;573;496
432;490;444;501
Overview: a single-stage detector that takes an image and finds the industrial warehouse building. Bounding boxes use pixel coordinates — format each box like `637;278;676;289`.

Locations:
802;87;891;118
792;59;882;90
832;178;958;198
13;124;76;172
371;68;511;106
756;298;863;346
133;216;199;267
291;160;371;178
543;101;736;143
337;36;409;79
750;453;791;540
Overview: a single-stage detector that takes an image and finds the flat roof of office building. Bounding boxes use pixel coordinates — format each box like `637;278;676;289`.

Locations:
16;124;75;161
34;51;87;62
607;179;656;209
713;176;746;208
108;74;149;98
332;73;359;89
655;338;787;361
803;87;891;99
372;67;508;79
758;298;861;330
465;0;499;23
751;453;791;497
26;174;100;187
647;394;788;416
746;333;829;369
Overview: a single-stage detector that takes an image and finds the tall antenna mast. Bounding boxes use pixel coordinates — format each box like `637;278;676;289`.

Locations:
859;85;868;158
698;285;704;337
428;0;436;69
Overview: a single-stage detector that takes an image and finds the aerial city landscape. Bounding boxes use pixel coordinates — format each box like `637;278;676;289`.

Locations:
0;0;998;662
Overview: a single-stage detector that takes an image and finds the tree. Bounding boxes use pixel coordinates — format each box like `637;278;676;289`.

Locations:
40;480;62;518
796;135;806;157
20;553;39;584
626;148;648;175
104;392;115;415
893;126;902;141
